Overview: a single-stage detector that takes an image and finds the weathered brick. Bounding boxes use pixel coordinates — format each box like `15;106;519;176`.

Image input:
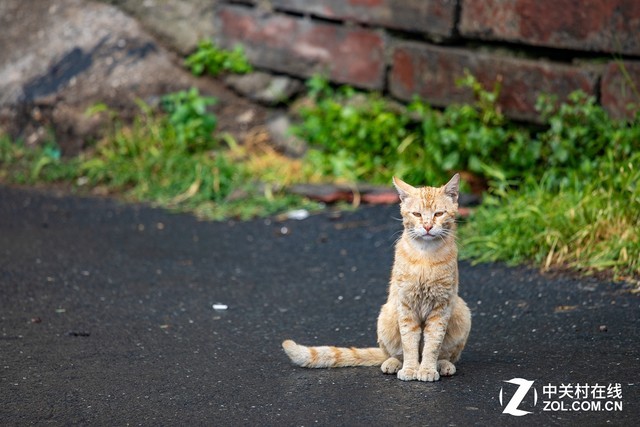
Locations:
601;61;640;120
217;5;385;89
389;42;599;122
266;0;457;38
460;0;640;56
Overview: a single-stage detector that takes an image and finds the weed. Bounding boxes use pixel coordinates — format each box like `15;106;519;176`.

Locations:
185;40;252;77
294;73;538;187
460;93;640;281
0;90;317;221
0;133;79;184
160;88;218;151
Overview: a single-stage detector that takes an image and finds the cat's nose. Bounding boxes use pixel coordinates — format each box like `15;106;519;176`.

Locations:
424;224;433;232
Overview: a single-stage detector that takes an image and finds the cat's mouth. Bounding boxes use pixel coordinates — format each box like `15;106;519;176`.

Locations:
416;231;437;240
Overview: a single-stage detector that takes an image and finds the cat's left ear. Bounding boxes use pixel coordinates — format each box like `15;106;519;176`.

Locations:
443;173;460;204
392;176;415;202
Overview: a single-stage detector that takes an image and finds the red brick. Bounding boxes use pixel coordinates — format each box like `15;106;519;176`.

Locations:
389;42;599;122
460;0;640;56
601;61;640;121
266;0;457;38
217;5;385;89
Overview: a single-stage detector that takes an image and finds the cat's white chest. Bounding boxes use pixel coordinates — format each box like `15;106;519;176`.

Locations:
403;267;452;319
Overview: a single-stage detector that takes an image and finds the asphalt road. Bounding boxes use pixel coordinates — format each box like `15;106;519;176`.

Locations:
1;186;638;426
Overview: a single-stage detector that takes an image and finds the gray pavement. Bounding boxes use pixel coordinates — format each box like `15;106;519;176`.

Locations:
1;186;638;426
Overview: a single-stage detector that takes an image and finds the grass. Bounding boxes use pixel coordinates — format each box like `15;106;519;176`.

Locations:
0;100;320;221
0;134;80;184
459;92;639;282
459;154;640;281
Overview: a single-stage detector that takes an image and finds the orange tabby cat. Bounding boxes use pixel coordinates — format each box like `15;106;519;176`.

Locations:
282;174;471;381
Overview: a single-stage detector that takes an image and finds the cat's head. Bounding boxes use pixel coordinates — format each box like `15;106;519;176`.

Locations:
392;174;460;244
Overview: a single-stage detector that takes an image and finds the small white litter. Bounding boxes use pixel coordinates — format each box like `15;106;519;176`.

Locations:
212;304;228;311
286;209;310;220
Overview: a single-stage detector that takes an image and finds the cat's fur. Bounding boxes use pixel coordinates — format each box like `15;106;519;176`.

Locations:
282;174;471;381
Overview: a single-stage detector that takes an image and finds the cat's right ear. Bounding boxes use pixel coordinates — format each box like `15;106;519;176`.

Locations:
392;176;415;202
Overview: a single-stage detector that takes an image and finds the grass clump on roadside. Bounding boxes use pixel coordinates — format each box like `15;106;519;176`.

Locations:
0;133;80;184
0;88;318;220
81;94;239;209
459;93;640;281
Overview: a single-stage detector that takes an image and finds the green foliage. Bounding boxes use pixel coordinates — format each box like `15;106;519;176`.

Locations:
294;73;539;187
79;109;237;206
0;91;316;221
0;134;79;184
534;91;639;189
160;88;218;150
2;72;638;281
79;100;316;219
461;94;640;281
296;76;413;183
185;40;252;77
460;148;640;280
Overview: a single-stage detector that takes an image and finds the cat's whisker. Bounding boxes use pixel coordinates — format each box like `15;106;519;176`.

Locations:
390;230;405;248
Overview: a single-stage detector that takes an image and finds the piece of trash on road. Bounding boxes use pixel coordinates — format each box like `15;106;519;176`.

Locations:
212;304;228;311
275;209;310;221
286;209;310;220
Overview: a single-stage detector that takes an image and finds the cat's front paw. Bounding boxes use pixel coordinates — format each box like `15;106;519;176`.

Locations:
397;367;417;381
416;368;440;382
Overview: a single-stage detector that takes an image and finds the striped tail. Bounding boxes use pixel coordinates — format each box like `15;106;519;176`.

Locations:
282;340;387;368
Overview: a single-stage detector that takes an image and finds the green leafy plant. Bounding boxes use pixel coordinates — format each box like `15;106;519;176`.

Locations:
185;40;253;77
295;76;413;183
294;73;539;187
160;88;218;151
534;91;638;189
461;92;640;281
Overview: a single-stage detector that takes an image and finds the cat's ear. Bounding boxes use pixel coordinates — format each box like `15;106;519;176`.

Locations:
392;176;415;202
443;173;460;204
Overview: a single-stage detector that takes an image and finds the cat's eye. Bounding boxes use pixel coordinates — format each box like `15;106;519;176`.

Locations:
434;211;445;218
412;212;422;218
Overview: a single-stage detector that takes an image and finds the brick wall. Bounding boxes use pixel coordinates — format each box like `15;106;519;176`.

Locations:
216;0;640;122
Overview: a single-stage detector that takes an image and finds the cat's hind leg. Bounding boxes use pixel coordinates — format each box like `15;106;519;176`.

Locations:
437;359;456;376
377;302;404;375
381;357;402;374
